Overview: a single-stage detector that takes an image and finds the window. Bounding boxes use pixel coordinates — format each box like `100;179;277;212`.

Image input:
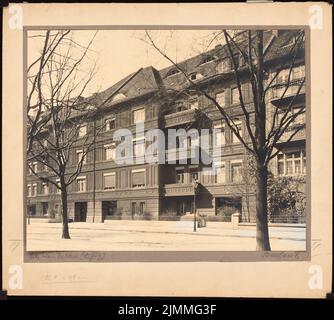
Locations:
133;108;145;124
32;183;37;196
176;168;185;184
277;149;306;176
231;161;243;183
239;54;245;67
78;124;87;137
214;122;226;146
215;162;226;184
215;91;226;107
190;168;199;182
231;121;243;144
216;58;230;73
104;144;115;161
104;173;116;190
56;179;61;194
131;202;137;215
27;184;32;197
189;73;203;81
292;65;305;80
166;69;180;77
133;138;145;157
139;202;145;215
42;183;49;195
231;87;239;105
200;55;216;65
277;107;305;127
166;68;180;78
77;177;86;192
105;117;116;131
132;169;145;188
28;161;38;174
76;150;86;164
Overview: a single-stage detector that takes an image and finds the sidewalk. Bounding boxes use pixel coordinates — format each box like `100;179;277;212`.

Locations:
26;221;306;251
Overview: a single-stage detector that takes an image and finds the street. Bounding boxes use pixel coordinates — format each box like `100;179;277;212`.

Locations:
26;220;306;251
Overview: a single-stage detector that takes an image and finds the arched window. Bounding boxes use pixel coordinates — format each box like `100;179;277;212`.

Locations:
166;68;181;78
199;55;216;65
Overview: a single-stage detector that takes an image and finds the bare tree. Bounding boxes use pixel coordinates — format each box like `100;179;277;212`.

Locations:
27;30;104;239
145;29;305;250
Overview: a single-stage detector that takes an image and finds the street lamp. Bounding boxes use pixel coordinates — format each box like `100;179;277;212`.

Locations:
192;179;199;232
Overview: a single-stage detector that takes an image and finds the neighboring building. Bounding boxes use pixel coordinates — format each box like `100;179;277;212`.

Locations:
26;30;306;223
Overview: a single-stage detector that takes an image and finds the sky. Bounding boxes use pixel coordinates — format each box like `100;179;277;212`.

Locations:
27;29;225;97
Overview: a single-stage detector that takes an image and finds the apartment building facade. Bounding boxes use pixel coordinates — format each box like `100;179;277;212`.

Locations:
26;29;306;223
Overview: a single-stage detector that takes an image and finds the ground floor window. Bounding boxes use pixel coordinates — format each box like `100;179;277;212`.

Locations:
277;148;306;176
102;201;117;220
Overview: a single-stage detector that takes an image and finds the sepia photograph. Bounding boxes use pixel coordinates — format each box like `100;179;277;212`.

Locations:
25;28;307;253
2;2;332;299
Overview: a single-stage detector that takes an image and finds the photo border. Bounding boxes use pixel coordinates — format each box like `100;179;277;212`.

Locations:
23;25;311;263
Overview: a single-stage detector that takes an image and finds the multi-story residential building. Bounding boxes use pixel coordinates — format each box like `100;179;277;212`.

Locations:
26;30;306;223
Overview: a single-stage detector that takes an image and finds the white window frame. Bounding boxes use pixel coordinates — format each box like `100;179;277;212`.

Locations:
78;124;87;137
231;159;243;183
105;116;116;131
231;120;243;144
214;122;226;146
231;87;239;105
215;91;226;107
133;108;145;124
76;149;86;164
131;169;146;188
27;184;32;197
103;172;116;190
214;161;226;184
56;179;61;194
32;161;38;173
104;143;116;161
32;183;37;197
42;182;49;195
277;149;306;176
76;176;86;192
133;138;146;157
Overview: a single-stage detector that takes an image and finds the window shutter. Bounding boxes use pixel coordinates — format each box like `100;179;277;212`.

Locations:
132;171;145;185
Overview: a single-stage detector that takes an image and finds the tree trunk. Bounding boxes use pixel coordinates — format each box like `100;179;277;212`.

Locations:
255;164;271;251
60;185;71;239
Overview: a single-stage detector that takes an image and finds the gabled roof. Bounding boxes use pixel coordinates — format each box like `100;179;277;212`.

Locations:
90;66;163;108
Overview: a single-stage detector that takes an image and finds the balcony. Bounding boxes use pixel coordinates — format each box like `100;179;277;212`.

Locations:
163;108;200;128
277;123;306;144
163;183;195;197
270;79;305;106
166;146;201;162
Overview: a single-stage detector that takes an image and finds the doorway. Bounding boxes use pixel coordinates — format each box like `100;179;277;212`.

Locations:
74;202;87;222
102;201;117;221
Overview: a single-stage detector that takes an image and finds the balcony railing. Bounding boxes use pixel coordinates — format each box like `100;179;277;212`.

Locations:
163;183;195;196
278;123;306;143
164;108;200;128
270;79;305;105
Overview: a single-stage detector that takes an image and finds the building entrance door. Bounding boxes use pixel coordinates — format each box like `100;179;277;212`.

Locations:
74;202;87;222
